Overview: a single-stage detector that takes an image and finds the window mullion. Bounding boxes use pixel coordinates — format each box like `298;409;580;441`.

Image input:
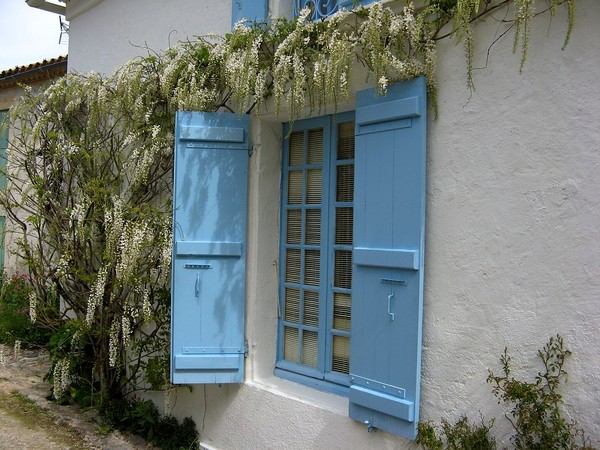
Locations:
316;121;331;375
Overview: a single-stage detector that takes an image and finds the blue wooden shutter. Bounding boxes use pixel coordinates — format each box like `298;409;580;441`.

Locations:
349;77;427;440
171;112;250;384
231;0;268;27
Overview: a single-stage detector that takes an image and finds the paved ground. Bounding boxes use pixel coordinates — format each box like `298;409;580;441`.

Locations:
0;344;155;450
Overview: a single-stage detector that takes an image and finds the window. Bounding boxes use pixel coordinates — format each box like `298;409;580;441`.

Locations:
170;78;427;440
296;0;376;20
276;112;354;391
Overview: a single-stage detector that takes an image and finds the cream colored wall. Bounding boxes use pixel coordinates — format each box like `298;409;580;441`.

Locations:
65;0;600;448
421;0;600;442
67;0;232;73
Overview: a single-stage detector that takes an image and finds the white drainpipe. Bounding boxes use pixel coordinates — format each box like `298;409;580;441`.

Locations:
25;0;66;15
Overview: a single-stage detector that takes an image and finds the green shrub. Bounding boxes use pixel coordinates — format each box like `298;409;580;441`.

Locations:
0;273;54;347
487;335;594;450
417;416;496;450
418;335;595;450
154;415;199;450
100;397;199;450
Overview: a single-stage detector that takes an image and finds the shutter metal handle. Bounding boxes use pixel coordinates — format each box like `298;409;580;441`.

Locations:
387;292;395;321
195;273;201;298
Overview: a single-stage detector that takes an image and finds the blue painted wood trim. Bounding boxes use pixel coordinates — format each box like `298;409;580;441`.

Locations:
179;125;245;143
355;97;421;129
175;241;243;257
232;0;268;27
174;354;242;370
354;247;419;270
350;385;415;422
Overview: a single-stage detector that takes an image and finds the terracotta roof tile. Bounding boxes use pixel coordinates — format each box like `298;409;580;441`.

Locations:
0;55;68;89
0;55;68;78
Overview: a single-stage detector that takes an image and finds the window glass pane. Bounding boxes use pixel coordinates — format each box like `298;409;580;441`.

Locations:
280;114;354;385
334;249;352;289
284;288;300;323
332;335;349;374
283;327;299;363
333;292;351;332
301;330;319;367
335;206;353;245
285;248;301;284
304;249;320;286
305;209;321;245
288;170;303;204
336;165;354;202
287;209;302;244
306;168;322;204
289;131;304;166
307;128;323;164
337;121;355;160
303;290;319;327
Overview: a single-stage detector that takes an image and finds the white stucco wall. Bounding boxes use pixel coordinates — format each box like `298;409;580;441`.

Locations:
423;2;600;443
64;0;600;448
67;0;232;73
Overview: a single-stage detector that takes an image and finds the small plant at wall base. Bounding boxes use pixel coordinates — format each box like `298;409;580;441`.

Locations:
417;335;595;450
0;0;576;439
100;397;199;450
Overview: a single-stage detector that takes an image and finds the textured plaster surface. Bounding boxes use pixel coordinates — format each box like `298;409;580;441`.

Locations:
67;0;231;74
64;0;600;448
423;0;600;445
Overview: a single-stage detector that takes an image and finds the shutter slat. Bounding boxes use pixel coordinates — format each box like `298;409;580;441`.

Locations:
337;121;355;160
304;249;320;286
305;209;321;245
283;326;299;362
303;290;320;327
288;171;303;204
336;165;354;202
288;131;304;166
332;335;350;374
306;169;322;204
333;292;351;332
335;207;353;245
307;129;324;164
334;250;352;289
284;288;300;323
285;249;301;284
301;330;319;367
287;209;302;244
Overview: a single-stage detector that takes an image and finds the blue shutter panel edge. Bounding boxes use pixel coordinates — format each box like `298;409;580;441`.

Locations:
349;77;427;440
171;111;250;384
232;0;268;27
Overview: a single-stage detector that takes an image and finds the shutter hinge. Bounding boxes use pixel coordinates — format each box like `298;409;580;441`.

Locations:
244;340;249;358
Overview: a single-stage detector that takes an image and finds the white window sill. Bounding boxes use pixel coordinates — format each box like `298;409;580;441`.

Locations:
246;375;349;416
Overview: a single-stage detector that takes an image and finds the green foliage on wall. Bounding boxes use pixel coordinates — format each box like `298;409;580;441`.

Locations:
418;335;595;450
